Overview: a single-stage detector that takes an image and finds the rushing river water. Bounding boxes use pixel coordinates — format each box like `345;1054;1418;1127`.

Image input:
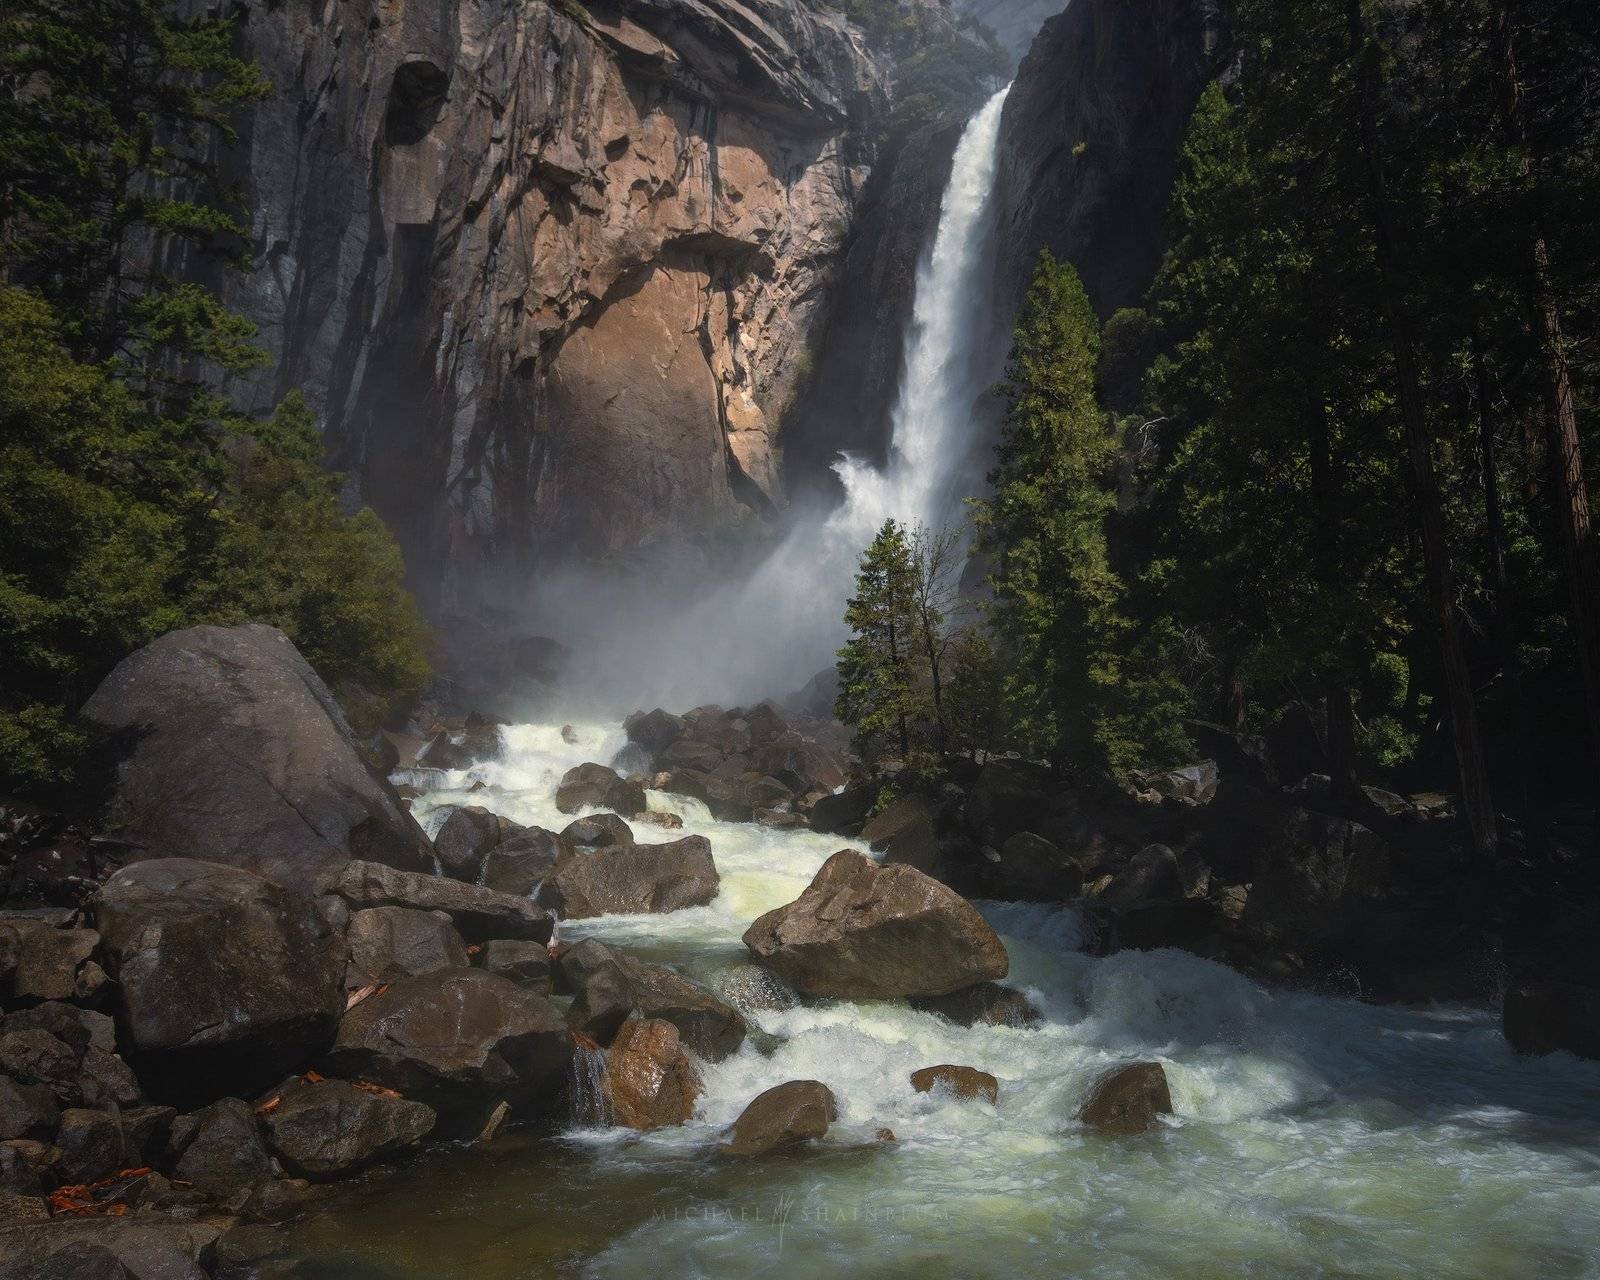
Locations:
294;722;1600;1280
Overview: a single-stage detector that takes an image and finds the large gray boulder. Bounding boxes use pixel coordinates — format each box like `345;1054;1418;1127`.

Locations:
536;837;719;919
80;624;431;890
94;859;347;1102
323;968;572;1134
335;861;554;943
743;850;1008;999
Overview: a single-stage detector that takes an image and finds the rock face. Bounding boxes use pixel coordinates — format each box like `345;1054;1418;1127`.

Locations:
537;836;719;919
1078;1061;1173;1134
260;1076;435;1179
323;968;572;1132
955;0;1068;62
601;1018;702;1131
995;0;1229;319
215;0;897;612
94;859;347;1102
721;1080;837;1157
743;850;1008;999
80;625;430;890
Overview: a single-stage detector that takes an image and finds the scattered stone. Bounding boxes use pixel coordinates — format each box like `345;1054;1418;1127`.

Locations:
0;1077;57;1142
721;1081;837;1157
910;982;1040;1028
10;927;105;1003
555;764;647;818
559;939;746;1060
1095;845;1183;914
53;1109;123;1184
167;1097;275;1198
80;622;431;890
1504;979;1600;1061
336;860;554;943
624;709;685;755
1130;761;1219;807
433;806;525;881
909;1065;997;1104
478;940;552;992
1078;1062;1172;1134
602;1018;702;1131
480;828;566;898
537;836;719;919
94;859;347;1102
990;832;1085;901
323;968;572;1134
345;906;469;988
259;1076;435;1180
743;850;1009;999
560;814;634;850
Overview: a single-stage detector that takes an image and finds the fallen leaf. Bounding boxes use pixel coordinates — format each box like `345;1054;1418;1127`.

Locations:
255;1096;281;1115
303;1069;324;1084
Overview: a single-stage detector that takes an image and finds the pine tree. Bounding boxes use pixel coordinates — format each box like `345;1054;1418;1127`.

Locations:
836;519;920;767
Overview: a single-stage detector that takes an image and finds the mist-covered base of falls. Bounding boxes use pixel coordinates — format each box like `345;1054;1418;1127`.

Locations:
299;718;1600;1280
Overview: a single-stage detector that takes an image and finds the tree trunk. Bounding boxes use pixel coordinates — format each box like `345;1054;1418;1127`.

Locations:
1494;4;1600;795
1346;0;1498;858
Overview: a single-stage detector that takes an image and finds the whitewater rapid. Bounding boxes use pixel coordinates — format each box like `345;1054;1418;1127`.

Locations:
315;720;1600;1280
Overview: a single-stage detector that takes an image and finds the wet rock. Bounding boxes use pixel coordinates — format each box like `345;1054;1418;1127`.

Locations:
861;794;941;875
0;1218;217;1280
336;860;554;943
611;742;655;777
755;808;806;830
418;714;503;770
1504;980;1600;1061
910;1064;998;1104
323;968;572;1134
560;814;634;850
988;832;1085;902
636;810;685;832
167;1097;274;1198
259;1076;435;1179
433;806;525;882
94;859;347;1102
53;1108;123;1185
754;734;848;795
910;982;1040;1028
560;940;746;1061
1095;845;1183;914
743;850;1009;999
806;784;874;836
721;1080;837;1157
625;709;685;755
480;828;566;898
80;623;431;890
1077;1062;1173;1134
478;940;552;993
345;907;469;988
0;1077;57;1142
601;1018;702;1131
537;836;719;920
708;965;799;1013
555;764;647;818
10;927;105;1003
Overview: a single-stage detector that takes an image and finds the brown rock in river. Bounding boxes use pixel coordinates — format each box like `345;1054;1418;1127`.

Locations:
537;837;719;920
742;850;1008;999
721;1080;837;1157
555;764;647;818
601;1018;702;1131
909;1065;998;1105
1078;1062;1173;1134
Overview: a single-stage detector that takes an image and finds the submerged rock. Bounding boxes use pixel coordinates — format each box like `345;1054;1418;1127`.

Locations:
80;623;431;890
1077;1062;1173;1134
323;968;571;1134
742;850;1008;999
601;1018;702;1131
555;764;647;818
721;1080;837;1157
910;982;1040;1028
537;837;719;920
910;1064;998;1104
94;859;347;1102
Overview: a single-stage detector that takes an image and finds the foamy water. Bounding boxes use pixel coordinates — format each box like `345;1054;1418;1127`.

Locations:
324;719;1600;1280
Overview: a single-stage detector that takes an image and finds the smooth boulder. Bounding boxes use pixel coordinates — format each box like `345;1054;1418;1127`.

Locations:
601;1018;702;1131
433;807;525;882
1078;1062;1173;1134
910;1064;998;1104
323;968;572;1133
742;850;1009;999
94;859;346;1102
336;861;553;943
259;1076;435;1179
559;939;746;1060
555;764;647;818
537;836;719;920
721;1080;837;1157
80;623;430;889
481;828;566;898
